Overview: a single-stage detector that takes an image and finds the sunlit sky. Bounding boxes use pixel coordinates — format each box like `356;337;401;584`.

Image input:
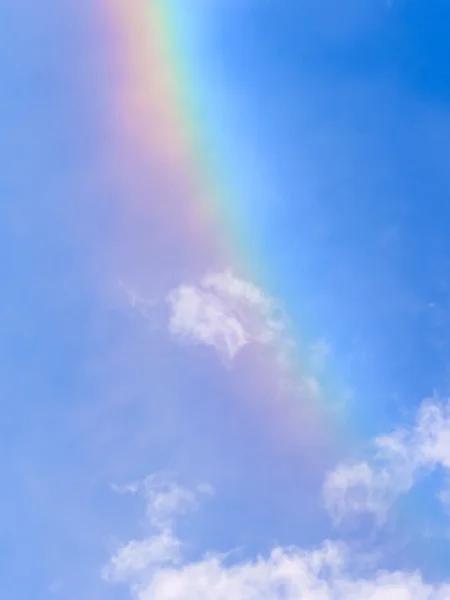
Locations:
3;1;450;598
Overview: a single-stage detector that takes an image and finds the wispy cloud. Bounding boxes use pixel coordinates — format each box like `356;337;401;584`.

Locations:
103;473;450;600
167;269;286;365
123;269;325;407
324;398;450;524
103;474;214;585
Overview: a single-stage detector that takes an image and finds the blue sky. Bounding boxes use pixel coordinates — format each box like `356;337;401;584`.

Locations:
3;1;450;598
195;0;450;421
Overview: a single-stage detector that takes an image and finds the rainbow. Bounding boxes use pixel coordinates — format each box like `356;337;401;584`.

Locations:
105;1;233;271
102;0;348;447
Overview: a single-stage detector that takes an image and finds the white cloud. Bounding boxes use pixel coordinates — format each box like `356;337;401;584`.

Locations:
115;551;450;600
103;474;450;600
324;399;450;524
103;532;182;583
103;475;205;585
167;269;286;364
114;473;212;530
122;270;324;404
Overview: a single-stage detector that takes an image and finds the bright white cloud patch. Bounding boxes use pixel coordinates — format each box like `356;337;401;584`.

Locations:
104;474;450;600
167;270;286;364
324;399;450;524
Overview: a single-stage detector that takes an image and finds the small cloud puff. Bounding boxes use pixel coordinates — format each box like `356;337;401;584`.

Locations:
123;270;325;402
167;269;286;365
324;398;450;525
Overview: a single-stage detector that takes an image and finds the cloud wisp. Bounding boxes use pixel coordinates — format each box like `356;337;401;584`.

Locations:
122;269;331;414
103;474;213;584
167;269;287;365
103;472;450;600
324;398;450;524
